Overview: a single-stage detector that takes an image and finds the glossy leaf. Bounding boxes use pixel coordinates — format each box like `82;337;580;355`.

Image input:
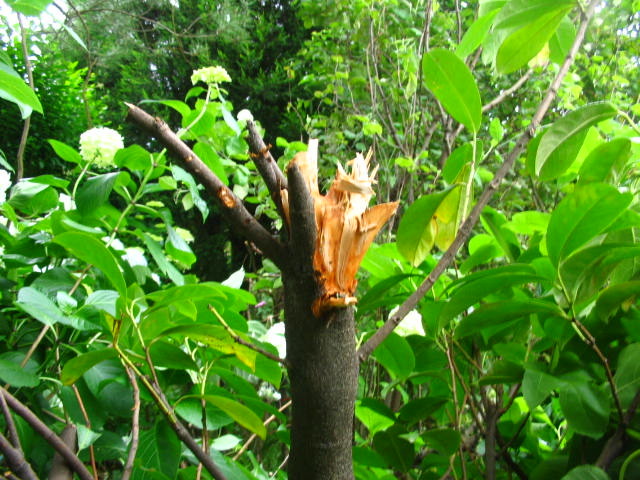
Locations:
48;139;83;165
535;102;618;177
201;395;266;439
53;232;127;297
16;287;71;327
114;144;153;171
397;187;456;267
595;281;640;322
522;368;562;409
0;69;43;118
372;429;414;472
578;138;631;185
559;381;609;439
456;9;500;59
492;0;575;30
356;398;396;435
497;7;572;74
398;397;448;425
422;49;482;132
373;332;415;380
560;465;608;480
546;183;632;267
76;172;120;216
61;349;118;386
442;144;472;184
423;428;461;456
455;299;565;339
614;343;640;409
5;0;52;16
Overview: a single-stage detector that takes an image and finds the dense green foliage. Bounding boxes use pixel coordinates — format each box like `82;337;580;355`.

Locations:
1;0;640;479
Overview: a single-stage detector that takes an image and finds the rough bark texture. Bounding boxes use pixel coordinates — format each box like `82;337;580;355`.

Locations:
283;274;358;479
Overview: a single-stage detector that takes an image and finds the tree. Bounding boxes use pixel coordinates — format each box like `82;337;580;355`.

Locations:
1;0;640;479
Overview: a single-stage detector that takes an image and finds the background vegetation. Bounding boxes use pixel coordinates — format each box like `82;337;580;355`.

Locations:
1;0;639;478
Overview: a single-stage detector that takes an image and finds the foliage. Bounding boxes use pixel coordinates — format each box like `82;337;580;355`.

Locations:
1;0;640;479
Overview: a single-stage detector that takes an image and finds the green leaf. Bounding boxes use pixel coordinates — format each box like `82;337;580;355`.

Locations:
221;104;241;135
139;99;191;118
456;9;500;59
0;359;39;387
397;187;457;267
131;421;181;480
114;145;152;171
139;232;184;286
614;343;640;410
48;139;83;165
193;141;228;186
497;7;573;74
546;183;632;267
59;23;88;51
76;425;101;451
16;287;68;327
373;332;415;380
440;264;543;327
493;0;575;30
559;381;609;439
578;138;631;185
53;232;127;297
76;173;120;216
422;49;482;132
8;180;58;215
481;206;520;262
522;368;563;409
164;224;196;268
5;0;52;16
372;429;414;472
0;68;42;118
560;465;609;480
423;428;461;456
535;102;618;177
398;397;448;425
356;398;396;436
595;281;640;322
455;299;565;339
201;395;266;439
505;211;550;236
442;144;472;184
149;341;198;370
549;16;576;64
61;349;118;386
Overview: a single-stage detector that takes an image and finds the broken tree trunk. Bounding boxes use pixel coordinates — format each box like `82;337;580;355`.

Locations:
126;106;397;479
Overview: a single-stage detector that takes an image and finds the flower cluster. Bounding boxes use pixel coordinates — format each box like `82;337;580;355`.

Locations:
79;127;124;169
190;66;232;87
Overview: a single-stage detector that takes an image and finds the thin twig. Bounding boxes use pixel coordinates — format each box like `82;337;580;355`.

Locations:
358;0;602;361
208;305;288;367
0;389;21;449
233;399;292;461
72;385;98;479
122;366;140;480
1;387;94;480
16;13;36;181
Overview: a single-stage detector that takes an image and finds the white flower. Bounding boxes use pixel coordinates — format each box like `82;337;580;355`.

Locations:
263;322;286;359
191;66;231;87
0;170;11;203
237;109;254;122
123;247;148;267
79;127;124;169
391;307;425;337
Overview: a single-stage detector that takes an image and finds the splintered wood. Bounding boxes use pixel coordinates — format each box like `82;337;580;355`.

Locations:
282;140;398;318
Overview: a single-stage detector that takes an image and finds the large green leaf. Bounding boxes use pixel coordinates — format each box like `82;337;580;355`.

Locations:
130;421;181;480
497;7;572;74
455;299;565;339
48;139;83;165
614;343;640;409
535;102;618;177
356;398;396;436
373;332;415;380
560;465;608;480
456;9;500;59
398;397;448;425
0;69;43;118
372;429;414;473
522;368;562;409
61;348;118;386
397;187;457;267
422;49;482;133
5;0;52;16
16;287;89;329
546;183;632;267
53;232;127;297
492;0;575;30
595;281;640;322
201;395;266;439
578;138;632;185
559;381;609;439
423;428;461;456
76;172;121;216
0;359;39;387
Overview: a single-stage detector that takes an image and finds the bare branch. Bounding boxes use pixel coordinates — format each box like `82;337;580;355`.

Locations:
49;425;78;480
358;0;602;362
126;103;287;269
122;367;140;480
1;388;94;480
0;431;38;480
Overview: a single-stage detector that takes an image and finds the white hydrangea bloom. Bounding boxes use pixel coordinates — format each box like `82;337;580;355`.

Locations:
123;247;148;267
191;66;232;87
0;170;11;203
79;127;124;169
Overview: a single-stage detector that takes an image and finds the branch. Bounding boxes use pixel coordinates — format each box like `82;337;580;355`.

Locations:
358;0;602;362
0;386;20;449
125;103;287;269
49;425;78;480
0;431;38;480
597;388;640;470
122;366;140;480
1;388;94;480
245;120;287;219
209;304;288;367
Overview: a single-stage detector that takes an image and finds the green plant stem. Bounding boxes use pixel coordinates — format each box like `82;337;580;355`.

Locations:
620;448;640;480
617;109;640;135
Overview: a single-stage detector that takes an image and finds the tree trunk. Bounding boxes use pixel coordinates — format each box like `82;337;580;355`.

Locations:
283;271;358;479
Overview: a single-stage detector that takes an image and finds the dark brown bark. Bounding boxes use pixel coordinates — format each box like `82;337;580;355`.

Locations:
48;425;77;480
283;162;358;479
